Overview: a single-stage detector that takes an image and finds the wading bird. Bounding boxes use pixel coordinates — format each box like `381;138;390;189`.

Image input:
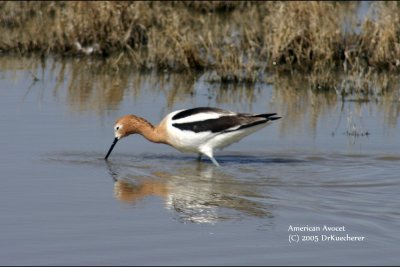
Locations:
105;107;281;166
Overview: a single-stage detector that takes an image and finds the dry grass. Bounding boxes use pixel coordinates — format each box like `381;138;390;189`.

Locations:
1;1;400;86
360;2;400;70
263;2;346;71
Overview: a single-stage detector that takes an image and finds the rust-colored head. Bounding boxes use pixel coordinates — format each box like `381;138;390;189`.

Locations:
113;114;144;140
105;114;153;159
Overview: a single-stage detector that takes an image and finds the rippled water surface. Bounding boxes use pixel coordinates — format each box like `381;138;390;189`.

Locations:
1;57;400;265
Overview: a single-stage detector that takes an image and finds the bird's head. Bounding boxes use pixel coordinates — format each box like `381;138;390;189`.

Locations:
105;115;142;159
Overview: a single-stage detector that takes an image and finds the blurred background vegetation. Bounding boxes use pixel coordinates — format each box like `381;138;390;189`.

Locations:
1;2;400;137
1;1;400;92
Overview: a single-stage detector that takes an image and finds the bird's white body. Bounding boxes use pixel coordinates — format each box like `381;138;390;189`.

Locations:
160;108;280;166
106;107;281;166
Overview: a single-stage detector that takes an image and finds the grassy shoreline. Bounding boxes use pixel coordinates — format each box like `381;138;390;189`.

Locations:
1;1;400;85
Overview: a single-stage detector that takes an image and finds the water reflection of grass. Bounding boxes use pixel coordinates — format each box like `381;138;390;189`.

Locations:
1;56;399;138
1;2;400;85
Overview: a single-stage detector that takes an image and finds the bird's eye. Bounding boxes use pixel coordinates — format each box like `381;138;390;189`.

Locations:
116;126;119;130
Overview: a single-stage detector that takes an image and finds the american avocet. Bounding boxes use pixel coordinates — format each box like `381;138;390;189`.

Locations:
105;107;281;166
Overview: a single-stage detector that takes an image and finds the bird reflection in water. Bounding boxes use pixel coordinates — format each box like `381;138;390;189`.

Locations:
106;161;272;224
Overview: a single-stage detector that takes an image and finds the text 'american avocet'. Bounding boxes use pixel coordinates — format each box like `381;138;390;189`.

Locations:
105;107;281;166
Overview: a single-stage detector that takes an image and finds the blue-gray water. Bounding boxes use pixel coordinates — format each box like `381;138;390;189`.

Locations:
0;57;399;265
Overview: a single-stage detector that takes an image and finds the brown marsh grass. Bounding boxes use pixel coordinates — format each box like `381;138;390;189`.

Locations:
1;1;400;89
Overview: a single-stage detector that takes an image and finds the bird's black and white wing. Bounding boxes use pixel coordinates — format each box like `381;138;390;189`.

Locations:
170;107;279;133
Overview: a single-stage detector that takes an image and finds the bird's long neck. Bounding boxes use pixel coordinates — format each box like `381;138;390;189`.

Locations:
134;117;166;144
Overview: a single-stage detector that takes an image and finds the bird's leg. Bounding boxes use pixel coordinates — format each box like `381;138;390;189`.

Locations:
197;153;202;161
199;148;220;167
209;156;220;167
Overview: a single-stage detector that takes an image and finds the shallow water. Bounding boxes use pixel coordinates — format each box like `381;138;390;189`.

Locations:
0;57;400;265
